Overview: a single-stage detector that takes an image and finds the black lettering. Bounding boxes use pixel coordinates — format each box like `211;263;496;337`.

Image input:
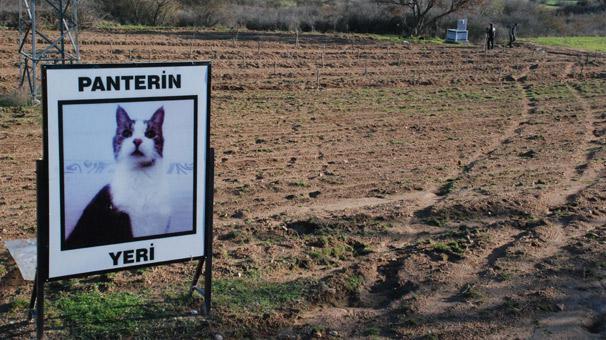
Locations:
169;74;181;89
123;249;134;264
135;75;146;90
136;248;148;262
109;251;122;266
78;77;91;91
121;75;134;90
91;77;105;91
147;75;160;89
78;73;181;92
106;76;120;91
150;244;154;260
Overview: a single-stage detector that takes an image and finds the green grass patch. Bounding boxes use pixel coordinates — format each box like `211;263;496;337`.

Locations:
363;325;381;336
425;216;448;228
10;297;30;313
360;33;444;45
0;264;7;278
430;241;465;255
213;277;312;313
309;243;353;265
51;290;157;338
527;36;606;53
409;36;445;45
437;178;456;196
540;0;577;7
362;33;407;43
345;274;364;293
95;21;172;32
457;283;484;301
288;180;308;187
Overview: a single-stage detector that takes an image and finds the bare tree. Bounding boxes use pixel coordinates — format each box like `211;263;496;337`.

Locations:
179;0;221;27
149;0;176;26
377;0;484;36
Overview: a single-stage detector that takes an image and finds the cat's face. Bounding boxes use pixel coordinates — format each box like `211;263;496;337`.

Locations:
112;106;164;167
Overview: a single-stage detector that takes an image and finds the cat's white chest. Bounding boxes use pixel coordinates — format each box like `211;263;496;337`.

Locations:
110;165;171;237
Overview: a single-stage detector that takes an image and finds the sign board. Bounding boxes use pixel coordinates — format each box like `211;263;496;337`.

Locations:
41;62;211;280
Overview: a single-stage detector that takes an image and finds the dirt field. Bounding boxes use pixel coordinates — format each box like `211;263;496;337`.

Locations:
1;29;606;338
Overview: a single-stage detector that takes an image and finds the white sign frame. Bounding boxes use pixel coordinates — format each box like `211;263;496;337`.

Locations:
41;62;212;280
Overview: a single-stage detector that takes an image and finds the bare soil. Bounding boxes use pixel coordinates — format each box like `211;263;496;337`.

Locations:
1;29;605;338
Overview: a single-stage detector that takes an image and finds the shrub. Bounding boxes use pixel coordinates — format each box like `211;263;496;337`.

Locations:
0;91;30;107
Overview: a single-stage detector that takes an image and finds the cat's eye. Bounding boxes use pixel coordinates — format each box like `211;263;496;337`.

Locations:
145;130;156;138
122;130;132;138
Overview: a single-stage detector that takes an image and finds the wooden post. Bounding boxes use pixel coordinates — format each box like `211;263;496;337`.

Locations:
316;67;320;91
322;51;324;69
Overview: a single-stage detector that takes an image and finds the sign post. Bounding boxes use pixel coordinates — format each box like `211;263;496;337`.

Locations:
189;146;214;314
33;62;212;338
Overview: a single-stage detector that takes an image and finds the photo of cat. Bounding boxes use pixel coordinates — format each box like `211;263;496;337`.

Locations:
60;99;196;249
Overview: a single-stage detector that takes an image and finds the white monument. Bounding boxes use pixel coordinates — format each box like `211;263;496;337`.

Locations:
446;19;469;43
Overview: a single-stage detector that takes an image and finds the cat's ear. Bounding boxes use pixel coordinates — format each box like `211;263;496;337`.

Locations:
116;106;131;128
149;106;165;127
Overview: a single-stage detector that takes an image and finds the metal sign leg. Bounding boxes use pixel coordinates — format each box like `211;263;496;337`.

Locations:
35;159;48;339
204;248;212;315
36;272;44;339
27;272;37;321
189;147;214;316
26;269;44;339
204;148;214;315
189;258;209;315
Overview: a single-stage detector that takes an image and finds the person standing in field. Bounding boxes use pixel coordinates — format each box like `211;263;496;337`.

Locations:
508;23;518;47
486;23;496;50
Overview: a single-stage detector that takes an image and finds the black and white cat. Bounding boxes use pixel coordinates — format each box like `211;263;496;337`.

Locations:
65;105;171;249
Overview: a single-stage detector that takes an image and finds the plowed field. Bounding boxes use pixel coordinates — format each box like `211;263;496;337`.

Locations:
1;29;606;338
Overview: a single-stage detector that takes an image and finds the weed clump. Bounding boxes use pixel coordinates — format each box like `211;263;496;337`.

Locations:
0;92;29;108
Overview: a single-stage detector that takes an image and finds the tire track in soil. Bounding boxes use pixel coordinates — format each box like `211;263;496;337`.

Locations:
526;77;606;332
474;67;606;337
292;66;539;335
539;65;606;208
424;62;600;276
396;70;537;311
348;62;604;335
424;60;599;218
291;67;533;232
415;65;534;212
447;78;532;179
226;68;533;227
410;66;606;336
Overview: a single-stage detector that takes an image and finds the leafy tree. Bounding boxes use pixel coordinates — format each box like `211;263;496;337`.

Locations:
377;0;484;36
